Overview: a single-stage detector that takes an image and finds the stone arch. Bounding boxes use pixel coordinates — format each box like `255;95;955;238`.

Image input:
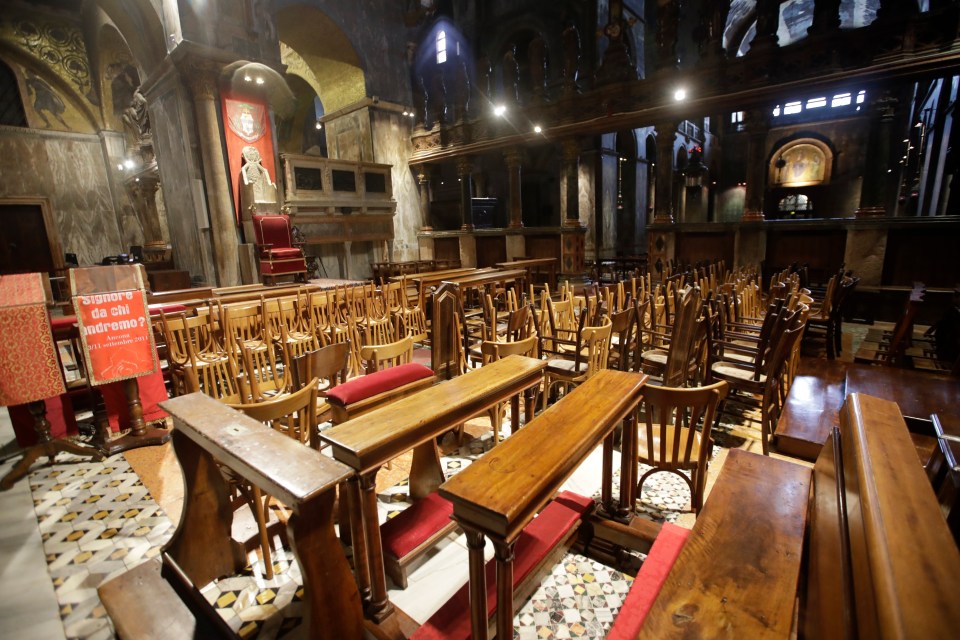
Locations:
275;4;366;113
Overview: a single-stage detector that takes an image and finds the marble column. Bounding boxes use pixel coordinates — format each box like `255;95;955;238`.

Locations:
653;123;677;224
504;148;523;229
457;156;475;230
183;60;240;286
416;164;433;231
562;139;583;228
857;93;898;217
742;109;769;222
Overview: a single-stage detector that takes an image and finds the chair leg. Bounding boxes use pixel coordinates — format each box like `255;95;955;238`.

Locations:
252;486;274;580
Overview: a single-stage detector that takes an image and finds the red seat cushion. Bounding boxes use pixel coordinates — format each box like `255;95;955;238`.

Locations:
381;492;454;559
265;247;303;259
606;522;690;640
326;363;434;407
411;493;591;640
50;315;77;331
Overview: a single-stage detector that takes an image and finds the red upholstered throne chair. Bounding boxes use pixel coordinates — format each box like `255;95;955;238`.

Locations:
252;213;307;284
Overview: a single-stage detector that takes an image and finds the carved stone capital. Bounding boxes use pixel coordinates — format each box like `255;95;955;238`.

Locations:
561;138;581;162
181;60;224;101
503;147;523;169
455;156;473;177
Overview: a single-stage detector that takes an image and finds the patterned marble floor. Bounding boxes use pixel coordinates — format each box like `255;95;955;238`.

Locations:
10;404;768;640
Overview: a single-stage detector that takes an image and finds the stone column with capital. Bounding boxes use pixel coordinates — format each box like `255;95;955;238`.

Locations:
653;123;677;224
416;164;433;230
182;60;241;286
504;148;524;229
857;93;898;217
742;109;769;222
457;156;475;230
750;0;781;52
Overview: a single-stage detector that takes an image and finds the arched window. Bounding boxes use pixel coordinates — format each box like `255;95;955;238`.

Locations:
0;60;28;127
436;30;447;64
778;194;813;217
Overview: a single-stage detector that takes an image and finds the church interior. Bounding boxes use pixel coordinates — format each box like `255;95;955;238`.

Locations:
1;0;959;638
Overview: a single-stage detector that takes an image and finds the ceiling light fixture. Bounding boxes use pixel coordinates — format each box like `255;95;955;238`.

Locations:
255;77;264;85
244;75;252;82
674;88;687;101
493;104;507;117
533;125;542;134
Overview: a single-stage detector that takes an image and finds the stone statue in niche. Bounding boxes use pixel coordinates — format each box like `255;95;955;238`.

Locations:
122;89;151;147
239;146;279;215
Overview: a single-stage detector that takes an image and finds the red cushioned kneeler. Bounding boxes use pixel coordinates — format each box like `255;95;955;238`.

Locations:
382;492;454;559
412;491;593;640
606;522;690;639
326;363;435;407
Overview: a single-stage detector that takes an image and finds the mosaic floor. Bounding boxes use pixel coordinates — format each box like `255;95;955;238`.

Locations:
20;405;764;640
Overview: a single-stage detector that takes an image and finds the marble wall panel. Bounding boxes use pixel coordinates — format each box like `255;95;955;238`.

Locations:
371;110;419;263
149;84;214;284
0;128;122;266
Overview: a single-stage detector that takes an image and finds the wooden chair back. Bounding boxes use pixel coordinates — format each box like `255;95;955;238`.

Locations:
291;341;350;392
480;334;539;365
360;335;415;373
228;378;319;446
240;342;291;402
661;286;702;387
222;302;267;354
185;351;246;404
637;380;728;512
608;304;637;371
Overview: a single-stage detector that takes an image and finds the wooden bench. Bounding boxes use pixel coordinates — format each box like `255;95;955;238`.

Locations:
435;368;648;639
622;392;960;638
320;354;547;622
775;361;959;461
98;393;363;639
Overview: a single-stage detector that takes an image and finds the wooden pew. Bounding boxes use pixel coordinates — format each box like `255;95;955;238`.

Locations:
98;393;363;640
495;257;558;291
632;392;960;638
436;369;648;640
635;448;810;638
320;354;547;622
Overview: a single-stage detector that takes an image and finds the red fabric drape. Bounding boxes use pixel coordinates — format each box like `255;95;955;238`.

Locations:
221;93;277;233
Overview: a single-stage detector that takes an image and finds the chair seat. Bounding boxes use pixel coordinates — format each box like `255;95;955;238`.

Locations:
640;350;668;366
710;360;767;384
545;358;588;375
637;425;702;464
265;247;303;259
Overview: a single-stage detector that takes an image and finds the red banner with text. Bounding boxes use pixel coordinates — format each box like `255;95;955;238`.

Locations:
74;289;157;385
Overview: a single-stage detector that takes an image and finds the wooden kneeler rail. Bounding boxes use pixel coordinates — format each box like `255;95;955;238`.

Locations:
98;393;364;640
438;369;648;640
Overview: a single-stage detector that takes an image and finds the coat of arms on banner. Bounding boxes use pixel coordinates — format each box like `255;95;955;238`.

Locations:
226;100;266;143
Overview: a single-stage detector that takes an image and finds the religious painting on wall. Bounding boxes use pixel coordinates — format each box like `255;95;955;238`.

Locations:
771;141;832;188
